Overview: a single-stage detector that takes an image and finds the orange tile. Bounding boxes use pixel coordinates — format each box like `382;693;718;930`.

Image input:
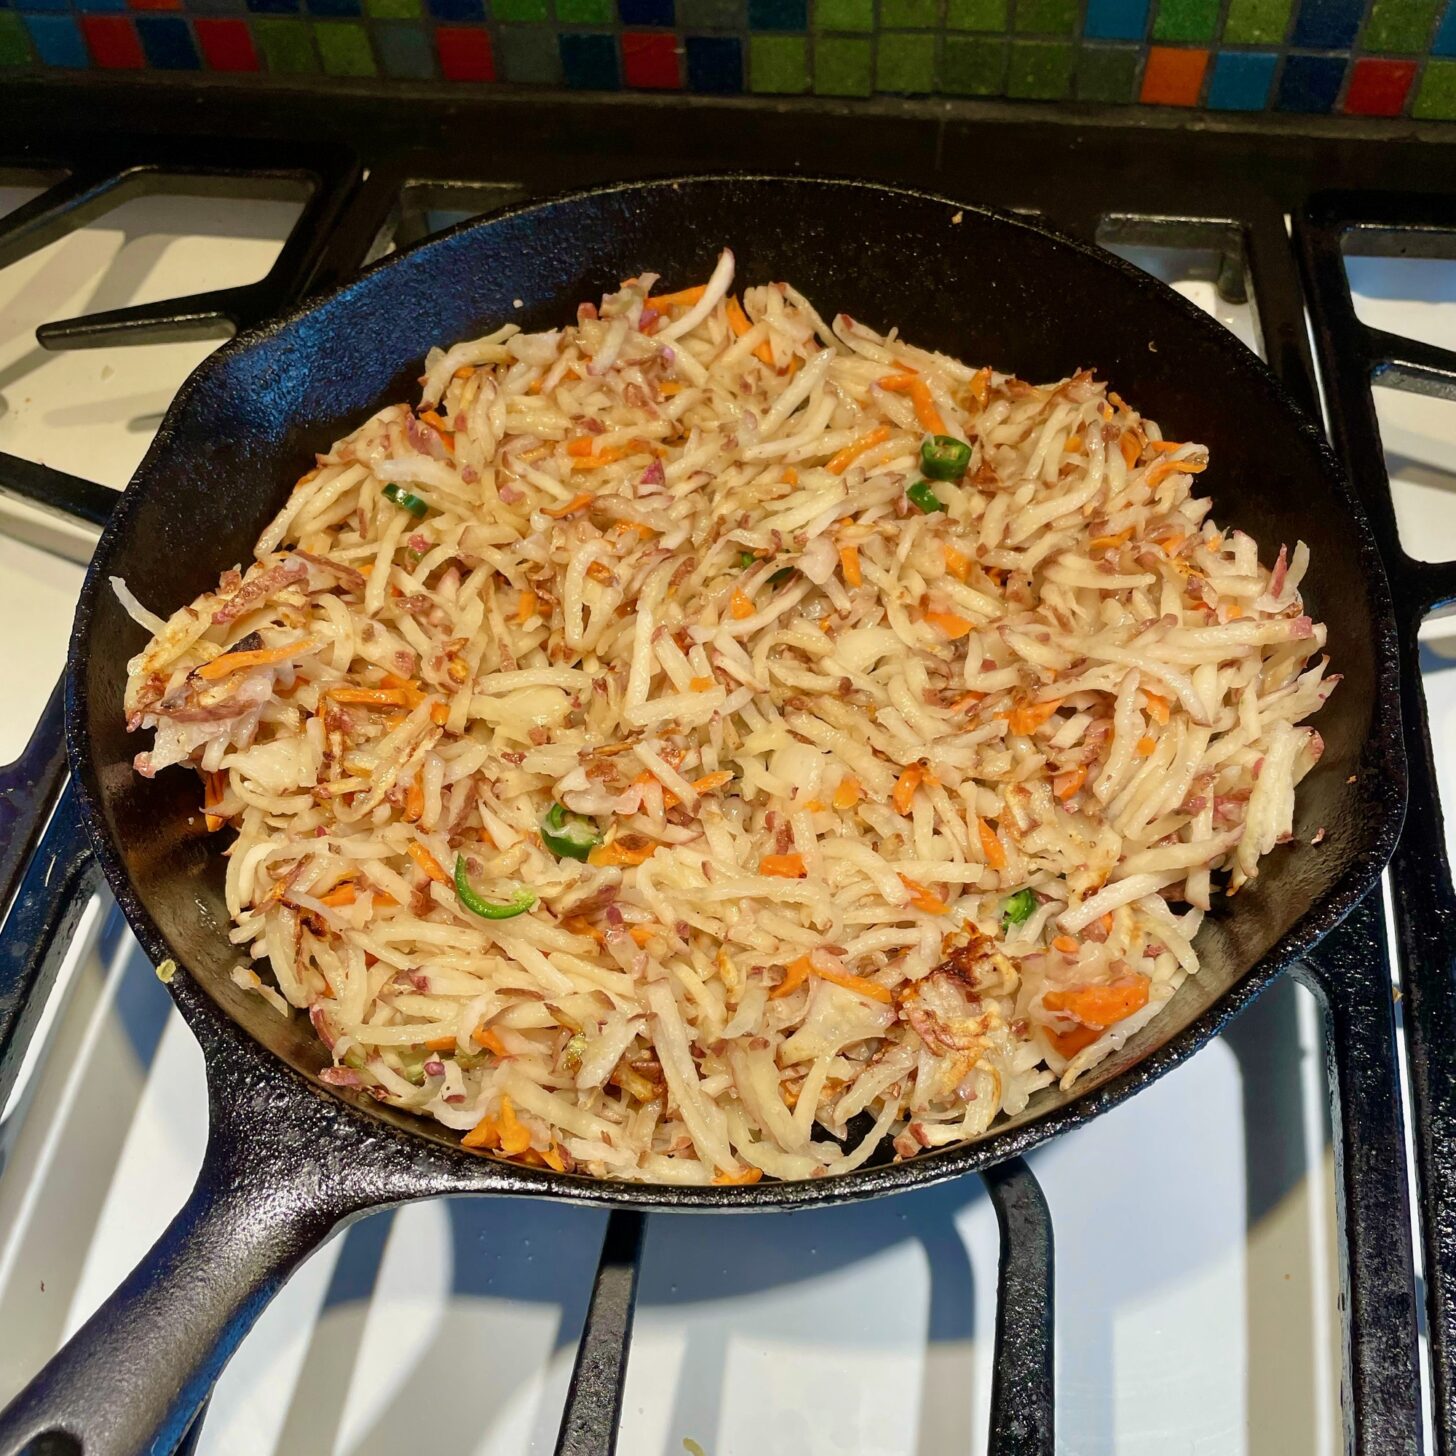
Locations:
1140;45;1208;106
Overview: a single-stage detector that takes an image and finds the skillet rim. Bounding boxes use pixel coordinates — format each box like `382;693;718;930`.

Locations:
64;171;1407;1212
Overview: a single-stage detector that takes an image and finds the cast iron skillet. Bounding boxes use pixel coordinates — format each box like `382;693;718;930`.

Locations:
0;175;1404;1456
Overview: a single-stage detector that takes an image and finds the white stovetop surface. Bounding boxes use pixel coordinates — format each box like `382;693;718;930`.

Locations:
1;185;1449;1456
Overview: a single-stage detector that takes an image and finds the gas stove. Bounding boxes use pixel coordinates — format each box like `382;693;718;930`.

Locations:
2;82;1455;1455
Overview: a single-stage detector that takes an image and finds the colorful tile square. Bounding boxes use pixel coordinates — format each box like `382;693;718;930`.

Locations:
747;29;805;86
620;0;673;24
194;14;258;64
880;0;935;25
428;0;483;19
309;0;362;16
136;12;197;60
946;0;1004;26
1152;0;1217;43
556;0;611;20
1015;0;1076;34
497;20;557;74
814;30;870;88
16;0;70;15
1414;56;1456;114
877;28;934;86
81;11;144;60
1205;46;1275;106
940;29;1002;86
1076;41;1139;99
76;0;130;16
26;11;87;60
622;27;680;80
314;15;372;67
252;13;317;64
1006;35;1073;92
1139;41;1205;101
0;10;35;60
130;0;184;16
1083;0;1148;40
1291;0;1361;47
1363;0;1439;51
558;26;617;81
436;19;492;72
1344;56;1415;112
1436;0;1456;54
1222;0;1289;43
815;0;873;30
678;0;740;25
374;17;433;70
1277;51;1343;109
248;0;300;16
684;30;741;85
747;0;804;26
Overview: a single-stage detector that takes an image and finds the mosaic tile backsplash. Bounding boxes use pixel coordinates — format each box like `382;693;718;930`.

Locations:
5;0;1456;117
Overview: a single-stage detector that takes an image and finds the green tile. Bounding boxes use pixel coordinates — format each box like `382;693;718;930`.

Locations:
254;17;320;72
814;0;873;29
499;22;560;78
1076;41;1138;99
557;0;613;18
1005;36;1072;95
877;29;935;87
814;33;872;90
940;31;1004;88
749;33;809;89
946;0;1007;27
1221;0;1289;43
680;0;743;22
1014;0;1075;33
1153;0;1218;40
1363;0;1439;51
314;20;376;73
1414;57;1456;116
491;0;547;18
881;0;937;23
0;10;32;65
363;0;420;17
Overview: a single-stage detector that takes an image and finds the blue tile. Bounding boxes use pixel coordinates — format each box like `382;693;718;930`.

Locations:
1206;48;1276;107
75;0;127;14
17;0;69;15
559;28;618;83
685;30;740;86
429;0;484;16
747;0;802;26
309;0;363;15
246;0;300;13
1434;0;1456;54
24;12;86;61
620;0;672;20
1291;0;1361;47
1083;0;1147;38
1276;51;1344;109
137;13;198;64
374;17;434;70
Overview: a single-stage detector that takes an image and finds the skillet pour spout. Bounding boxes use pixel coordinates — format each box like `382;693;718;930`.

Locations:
0;174;1403;1455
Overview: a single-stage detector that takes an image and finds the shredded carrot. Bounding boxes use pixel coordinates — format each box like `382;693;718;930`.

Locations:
1053;766;1087;801
1100;913;1114;934
1048;1024;1103;1058
318;882;357;907
540;1143;568;1173
327;686;417;709
878;373;946;434
461;1113;501;1150
977;817;1007;871
1145;457;1207;488
892;763;925;815
407;841;449;885
202;770;226;833
1089;527;1134;550
1043;973;1150;1029
1226;603;1244;620
1136;735;1156;757
900;874;949;915
649;283;707;309
1119;434;1140;469
1148;439;1186;453
943;543;972;581
658;381;682;397
516;587;538;624
1065;434;1083;454
564;915;606;945
691;770;735;795
497;1095;531;1156
924;608;973;640
196;636;319;682
968;366;991;409
826;425;891;476
589;838;659;868
371;892;397;909
781;466;799;485
689;675;715;692
759;853;807;879
452;365;475;381
404;779;425;822
1052;934;1079;955
730;587;755;620
425;1034;457;1052
1003;698;1065;735
565;436;597;458
725;295;776;367
542;492;593;518
291;466;320;495
629;925;661;947
1144;692;1170;725
586;560;615;585
839;543;862;587
429;702;450;726
770;955;813;998
418;409;454;454
712;1166;764;1185
570;444;638;470
1160;533;1187;556
472;1024;509;1056
815;964;896;1004
833;774;863;810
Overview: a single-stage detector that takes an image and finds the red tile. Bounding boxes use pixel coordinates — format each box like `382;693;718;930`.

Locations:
128;0;183;11
436;25;493;81
622;31;680;88
1140;45;1208;105
195;17;258;70
1345;57;1416;116
82;14;145;67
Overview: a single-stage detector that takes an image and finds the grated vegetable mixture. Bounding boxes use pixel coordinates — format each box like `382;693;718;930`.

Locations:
118;249;1334;1183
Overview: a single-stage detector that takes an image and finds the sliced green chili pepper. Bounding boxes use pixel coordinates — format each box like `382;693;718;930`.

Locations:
737;550;757;569
382;483;429;517
454;853;536;919
907;481;945;514
1001;888;1037;929
541;802;603;862
921;435;972;482
768;566;795;587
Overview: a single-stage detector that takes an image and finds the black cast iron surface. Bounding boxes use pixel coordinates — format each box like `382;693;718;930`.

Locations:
0;109;1440;1453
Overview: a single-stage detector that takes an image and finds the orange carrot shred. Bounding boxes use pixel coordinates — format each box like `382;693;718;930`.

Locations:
1003;698;1065;736
689;675;715;692
878;373;946;434
1052;934;1079;955
1048;1024;1103;1059
713;1166;764;1185
517;587;538;624
1053;766;1087;801
826;425;891;476
425;1034;457;1052
730;587;755;620
833;775;863;810
1136;735;1156;757
318;882;357;907
1144;692;1170;725
1089;527;1135;550
924;608;973;640
770;955;814;998
403;779;425;823
497;1095;531;1156
759;853;807;879
900;874;949;916
649;283;707;309
968;367;991;408
472;1024;509;1056
978;817;1007;871
943;543;972;581
589;838;659;868
461;1113;501;1151
691;770;735;795
1043;973;1150;1029
328;686;418;709
892;764;925;815
542;492;593;519
814;964;896;1004
566;436;597;458
407;841;449;885
1120;434;1140;469
781;466;799;485
196;636;320;682
839;543;862;587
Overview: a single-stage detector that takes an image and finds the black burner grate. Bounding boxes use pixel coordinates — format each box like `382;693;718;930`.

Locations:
3;81;1456;1455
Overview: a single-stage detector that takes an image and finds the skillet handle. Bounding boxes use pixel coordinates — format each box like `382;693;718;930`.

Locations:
0;1043;379;1456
